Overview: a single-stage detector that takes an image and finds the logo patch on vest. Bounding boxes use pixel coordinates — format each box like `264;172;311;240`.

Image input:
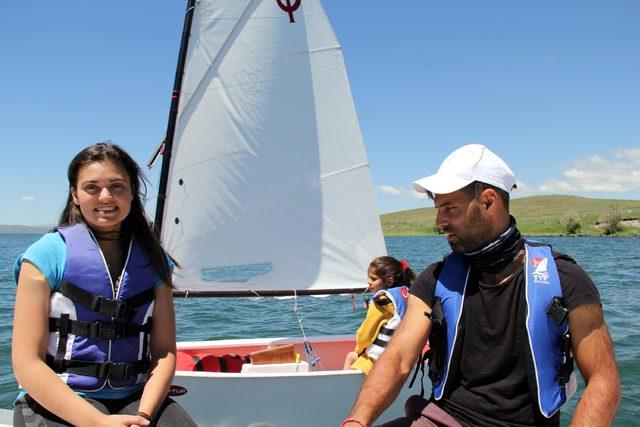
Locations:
401;287;409;300
531;257;550;283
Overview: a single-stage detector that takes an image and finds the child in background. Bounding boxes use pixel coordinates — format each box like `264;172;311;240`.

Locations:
343;256;416;374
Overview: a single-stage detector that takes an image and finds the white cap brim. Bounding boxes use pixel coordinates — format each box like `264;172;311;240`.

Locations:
413;174;474;195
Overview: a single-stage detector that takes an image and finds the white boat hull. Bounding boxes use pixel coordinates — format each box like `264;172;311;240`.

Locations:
173;336;429;426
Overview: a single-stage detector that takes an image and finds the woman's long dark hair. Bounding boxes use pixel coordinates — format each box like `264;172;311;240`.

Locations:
369;256;416;289
58;142;178;288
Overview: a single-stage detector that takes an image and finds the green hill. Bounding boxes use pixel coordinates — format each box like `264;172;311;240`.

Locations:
381;195;640;237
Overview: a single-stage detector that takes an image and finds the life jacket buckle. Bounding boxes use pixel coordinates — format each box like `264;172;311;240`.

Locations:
546;296;569;326
100;323;120;340
556;364;572;386
113;301;129;319
99;362;133;381
90;295;104;313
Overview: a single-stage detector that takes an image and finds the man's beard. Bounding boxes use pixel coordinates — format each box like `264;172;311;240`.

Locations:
447;205;494;253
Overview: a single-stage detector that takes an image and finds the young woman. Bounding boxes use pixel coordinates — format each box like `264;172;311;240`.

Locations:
343;256;416;375
12;143;196;426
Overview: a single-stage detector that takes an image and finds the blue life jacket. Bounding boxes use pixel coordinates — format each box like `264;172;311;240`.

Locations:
44;223;157;391
429;242;576;418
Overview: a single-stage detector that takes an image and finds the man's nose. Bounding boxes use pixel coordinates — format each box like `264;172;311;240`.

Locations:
435;212;447;230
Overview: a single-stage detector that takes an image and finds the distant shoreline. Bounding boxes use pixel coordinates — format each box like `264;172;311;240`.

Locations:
382;195;640;238
3;195;640;237
0;225;50;234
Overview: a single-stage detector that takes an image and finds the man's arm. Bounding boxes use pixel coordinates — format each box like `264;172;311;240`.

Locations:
569;303;621;426
343;295;432;426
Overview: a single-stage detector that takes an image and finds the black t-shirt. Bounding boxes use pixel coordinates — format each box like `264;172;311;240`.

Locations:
410;252;601;427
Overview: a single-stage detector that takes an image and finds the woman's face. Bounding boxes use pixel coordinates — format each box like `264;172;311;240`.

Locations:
71;161;134;233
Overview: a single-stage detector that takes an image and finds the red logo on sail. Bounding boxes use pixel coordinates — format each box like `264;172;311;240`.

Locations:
276;0;301;23
531;257;543;267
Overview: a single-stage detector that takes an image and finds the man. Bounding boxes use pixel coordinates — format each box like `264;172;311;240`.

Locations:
342;145;620;427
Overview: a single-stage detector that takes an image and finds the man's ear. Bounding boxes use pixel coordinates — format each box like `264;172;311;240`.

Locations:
481;188;499;210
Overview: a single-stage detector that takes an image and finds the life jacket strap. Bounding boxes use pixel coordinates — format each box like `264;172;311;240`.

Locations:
372;295;391;306
49;317;153;340
557;333;574;386
408;350;427;398
53;313;71;373
60;281;155;320
426;297;447;386
372;337;389;348
46;355;151;381
379;325;394;336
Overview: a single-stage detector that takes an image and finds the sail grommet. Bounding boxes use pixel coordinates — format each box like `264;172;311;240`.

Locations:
179;178;184;186
175;218;180;224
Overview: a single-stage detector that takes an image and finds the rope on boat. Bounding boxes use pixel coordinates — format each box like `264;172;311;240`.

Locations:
292;290;324;371
177;289;190;314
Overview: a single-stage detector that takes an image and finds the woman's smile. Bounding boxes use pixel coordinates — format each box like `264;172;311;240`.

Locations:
71;161;134;233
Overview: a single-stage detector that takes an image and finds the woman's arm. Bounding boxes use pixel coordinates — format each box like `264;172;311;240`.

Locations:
12;261;149;427
136;284;177;419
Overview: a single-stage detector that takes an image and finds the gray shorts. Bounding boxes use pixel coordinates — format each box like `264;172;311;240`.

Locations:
13;391;196;427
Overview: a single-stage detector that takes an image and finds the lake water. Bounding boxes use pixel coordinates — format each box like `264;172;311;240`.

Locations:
1;234;638;425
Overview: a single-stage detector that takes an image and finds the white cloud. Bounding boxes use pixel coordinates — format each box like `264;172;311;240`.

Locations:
379;185;401;195
537;150;640;193
512;180;536;197
21;195;36;201
378;185;428;200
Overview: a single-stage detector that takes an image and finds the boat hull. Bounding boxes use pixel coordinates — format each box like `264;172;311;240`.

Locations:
173;336;428;426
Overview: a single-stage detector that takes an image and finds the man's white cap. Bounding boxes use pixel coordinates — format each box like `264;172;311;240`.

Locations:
413;144;517;195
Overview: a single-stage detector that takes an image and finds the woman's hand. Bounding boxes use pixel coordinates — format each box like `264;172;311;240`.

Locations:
94;414;150;427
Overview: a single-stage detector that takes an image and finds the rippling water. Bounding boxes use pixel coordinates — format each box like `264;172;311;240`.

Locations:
1;234;638;425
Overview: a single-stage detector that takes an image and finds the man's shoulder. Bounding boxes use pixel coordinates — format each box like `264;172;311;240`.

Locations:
548;250;601;310
551;250;577;264
416;257;447;283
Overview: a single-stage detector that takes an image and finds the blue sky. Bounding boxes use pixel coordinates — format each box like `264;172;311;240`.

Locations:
1;1;638;225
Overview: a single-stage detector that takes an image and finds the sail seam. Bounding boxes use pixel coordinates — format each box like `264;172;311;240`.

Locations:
196;10;325;24
172;147;254;174
179;0;261;119
180;63;343;99
321;163;369;180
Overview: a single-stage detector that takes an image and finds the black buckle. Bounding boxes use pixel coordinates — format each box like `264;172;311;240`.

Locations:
113;301;129;319
426;298;445;327
87;322;127;340
101;323;120;340
98;362;133;381
546;297;569;326
88;322;101;338
91;295;104;312
557;365;571;386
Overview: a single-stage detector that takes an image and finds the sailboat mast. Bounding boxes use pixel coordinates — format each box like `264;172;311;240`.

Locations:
154;0;197;236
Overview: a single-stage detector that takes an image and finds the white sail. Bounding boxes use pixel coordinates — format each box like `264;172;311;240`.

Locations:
161;0;385;293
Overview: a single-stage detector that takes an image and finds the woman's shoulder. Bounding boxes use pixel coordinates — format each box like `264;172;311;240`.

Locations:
14;231;66;290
